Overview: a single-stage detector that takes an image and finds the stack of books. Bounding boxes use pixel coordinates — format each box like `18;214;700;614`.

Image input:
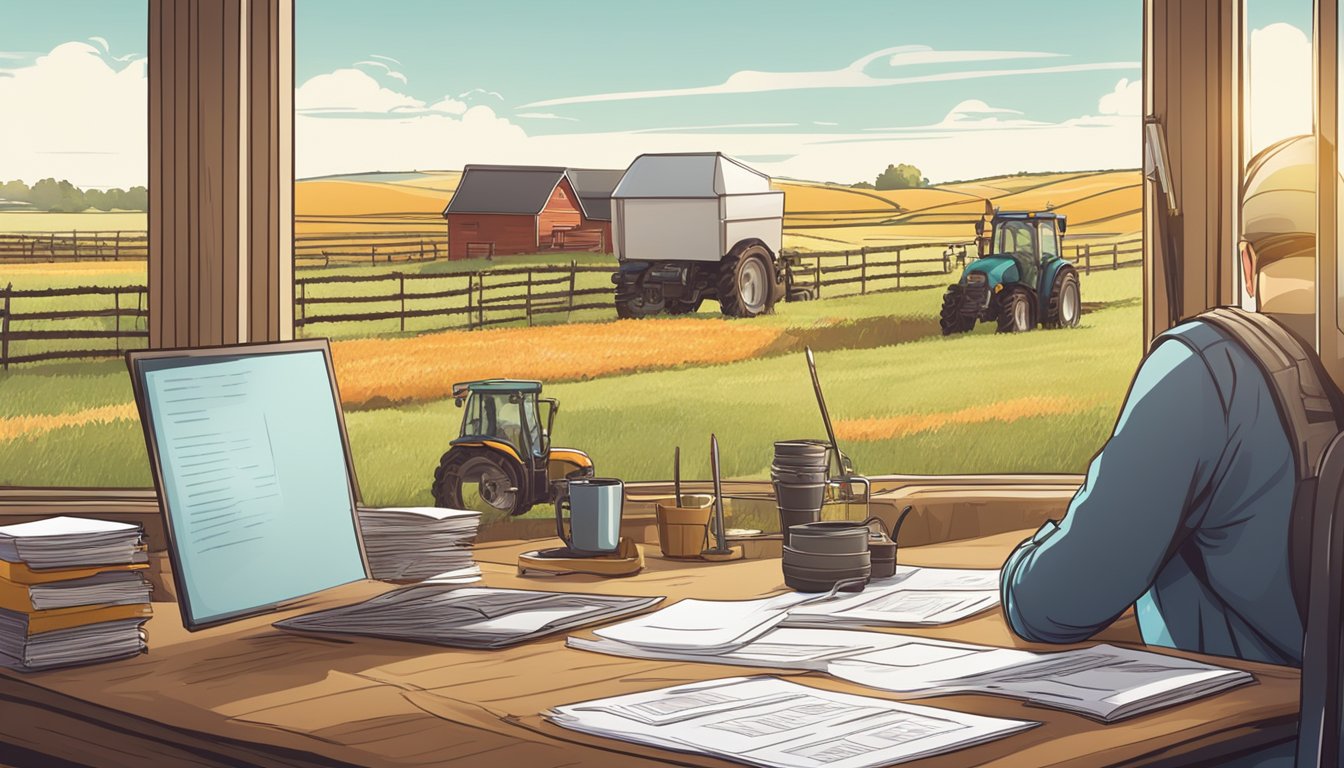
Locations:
357;507;481;582
0;517;152;672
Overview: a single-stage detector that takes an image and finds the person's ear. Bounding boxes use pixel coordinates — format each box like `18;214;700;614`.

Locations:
1240;240;1258;299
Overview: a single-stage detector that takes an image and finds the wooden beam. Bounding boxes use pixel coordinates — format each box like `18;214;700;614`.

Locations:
148;0;293;347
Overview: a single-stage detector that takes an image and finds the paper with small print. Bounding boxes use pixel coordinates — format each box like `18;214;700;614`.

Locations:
548;676;1037;768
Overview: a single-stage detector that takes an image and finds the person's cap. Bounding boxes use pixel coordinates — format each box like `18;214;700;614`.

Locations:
1241;134;1315;264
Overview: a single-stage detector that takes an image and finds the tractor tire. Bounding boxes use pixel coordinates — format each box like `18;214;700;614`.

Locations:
615;294;665;319
666;297;704;315
431;447;529;517
717;243;776;318
996;286;1035;333
1043;268;1082;329
939;287;976;335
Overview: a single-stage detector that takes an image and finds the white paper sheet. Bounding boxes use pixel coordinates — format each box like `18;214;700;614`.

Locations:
783;567;1001;627
594;592;813;653
548;676;1038;768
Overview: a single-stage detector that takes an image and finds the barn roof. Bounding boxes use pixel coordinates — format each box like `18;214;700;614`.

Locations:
566;169;623;221
612;152;772;199
442;165;568;216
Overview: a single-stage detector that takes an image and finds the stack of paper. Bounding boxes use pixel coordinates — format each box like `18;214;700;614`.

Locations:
0;518;152;671
783;566;1000;628
0;517;148;569
592;593;813;655
569;626;901;670
547;676;1038;768
357;507;481;582
828;641;1254;722
274;586;663;649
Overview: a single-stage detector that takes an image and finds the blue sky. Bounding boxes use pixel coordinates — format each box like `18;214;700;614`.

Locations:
1;1;1311;187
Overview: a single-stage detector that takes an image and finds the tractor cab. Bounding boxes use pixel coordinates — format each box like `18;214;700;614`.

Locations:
940;208;1081;335
453;380;550;459
431;379;594;517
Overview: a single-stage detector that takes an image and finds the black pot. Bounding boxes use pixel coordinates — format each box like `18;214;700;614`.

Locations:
779;509;820;547
771;465;829;484
783;562;870;593
774;481;826;511
773;440;830;457
788;521;871;555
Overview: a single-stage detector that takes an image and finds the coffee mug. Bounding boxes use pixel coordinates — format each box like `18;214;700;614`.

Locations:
555;477;623;554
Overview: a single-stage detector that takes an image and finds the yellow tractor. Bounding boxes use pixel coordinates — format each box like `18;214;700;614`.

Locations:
431;380;594;516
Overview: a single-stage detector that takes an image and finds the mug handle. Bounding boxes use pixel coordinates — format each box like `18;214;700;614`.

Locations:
554;484;573;548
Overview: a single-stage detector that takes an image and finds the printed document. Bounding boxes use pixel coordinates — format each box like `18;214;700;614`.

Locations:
548;676;1037;768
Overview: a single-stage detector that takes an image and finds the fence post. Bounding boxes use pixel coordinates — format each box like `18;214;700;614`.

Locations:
72;230;79;261
1083;244;1091;275
1112;242;1119;270
860;247;868;295
398;273;406;332
815;257;822;299
477;272;485;329
113;289;121;351
298;280;306;329
114;231;121;260
895;248;903;289
1;283;10;371
419;238;425;261
568;260;577;312
370;245;376;266
465;273;475;331
526;270;534;326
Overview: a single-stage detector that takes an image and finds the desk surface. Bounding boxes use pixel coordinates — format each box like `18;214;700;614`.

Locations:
0;531;1299;768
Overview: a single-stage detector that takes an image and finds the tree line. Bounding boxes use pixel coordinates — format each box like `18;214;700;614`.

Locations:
0;178;148;213
850;163;930;191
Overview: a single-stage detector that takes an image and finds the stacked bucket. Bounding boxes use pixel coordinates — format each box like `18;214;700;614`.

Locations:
772;440;831;548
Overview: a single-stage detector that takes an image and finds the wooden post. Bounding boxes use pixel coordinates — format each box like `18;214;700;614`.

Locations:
568;260;577;312
815;257;822;299
114;231;121;261
465;273;475;330
1;282;10;370
860;247;868;295
398;273;406;332
895;248;903;289
1083;244;1092;275
419;238;424;261
526;270;533;326
478;272;486;329
1112;242;1119;270
298;279;306;330
371;245;376;266
72;230;79;261
431;240;439;261
114;289;122;351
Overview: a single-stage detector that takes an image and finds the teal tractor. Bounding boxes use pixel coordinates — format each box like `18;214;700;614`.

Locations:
940;208;1082;334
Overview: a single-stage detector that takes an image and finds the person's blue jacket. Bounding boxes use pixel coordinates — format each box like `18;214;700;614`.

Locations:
1001;318;1303;668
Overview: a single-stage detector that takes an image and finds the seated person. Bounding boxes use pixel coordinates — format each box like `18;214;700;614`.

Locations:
1001;134;1321;669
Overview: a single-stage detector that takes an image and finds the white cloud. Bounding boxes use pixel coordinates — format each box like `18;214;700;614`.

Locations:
886;46;1062;67
88;36;109;53
0;41;146;188
1098;77;1141;116
459;88;504;101
515;112;578;122
429;96;468;115
1247;22;1312;155
369;54;402;65
521;45;1138;108
295;67;424;114
354;60;408;84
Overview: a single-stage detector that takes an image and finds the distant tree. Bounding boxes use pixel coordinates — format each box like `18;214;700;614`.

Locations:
1;178;147;211
850;181;876;189
0;179;31;203
874;163;929;190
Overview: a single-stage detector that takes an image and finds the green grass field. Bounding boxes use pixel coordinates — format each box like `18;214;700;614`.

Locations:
0;269;1145;524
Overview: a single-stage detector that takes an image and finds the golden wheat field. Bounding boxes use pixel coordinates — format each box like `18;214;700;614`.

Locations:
329;317;787;407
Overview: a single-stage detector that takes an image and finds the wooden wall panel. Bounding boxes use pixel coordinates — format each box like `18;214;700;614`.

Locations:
1143;0;1241;346
148;0;293;348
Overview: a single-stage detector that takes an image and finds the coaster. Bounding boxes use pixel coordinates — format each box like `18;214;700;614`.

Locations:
517;537;644;577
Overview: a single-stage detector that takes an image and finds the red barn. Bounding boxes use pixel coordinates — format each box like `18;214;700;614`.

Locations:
442;165;621;260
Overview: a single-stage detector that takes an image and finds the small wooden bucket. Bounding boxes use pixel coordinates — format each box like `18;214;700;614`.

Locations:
655;495;714;558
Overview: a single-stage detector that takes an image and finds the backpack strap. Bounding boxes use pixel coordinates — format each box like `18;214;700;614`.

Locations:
1177;308;1344;623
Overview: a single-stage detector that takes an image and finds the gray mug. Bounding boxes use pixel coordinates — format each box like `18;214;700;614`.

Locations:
555;478;623;554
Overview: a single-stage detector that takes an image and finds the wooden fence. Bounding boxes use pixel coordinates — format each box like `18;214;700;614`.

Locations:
0;236;1143;366
294;262;614;333
0;228;608;266
0;282;148;369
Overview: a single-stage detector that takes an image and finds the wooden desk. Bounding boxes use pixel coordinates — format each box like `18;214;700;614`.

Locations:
0;531;1298;768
